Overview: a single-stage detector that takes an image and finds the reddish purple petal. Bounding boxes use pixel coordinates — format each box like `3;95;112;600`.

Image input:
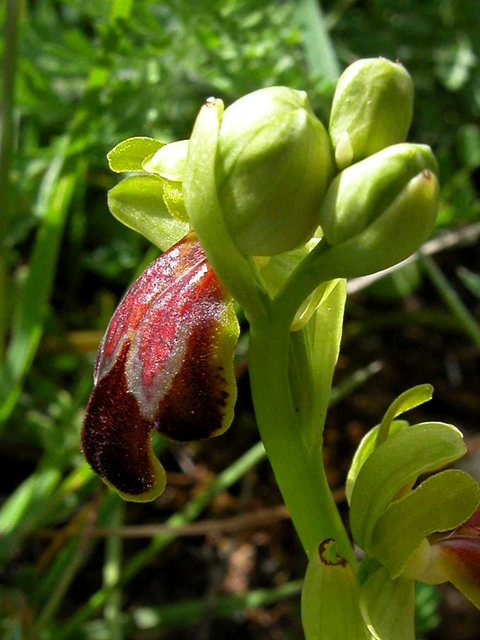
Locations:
82;233;239;501
435;535;480;609
454;506;480;537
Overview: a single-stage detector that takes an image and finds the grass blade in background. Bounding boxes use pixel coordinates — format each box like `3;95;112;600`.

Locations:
297;0;340;82
419;252;480;352
0;153;78;423
0;0;21;363
0;0;135;426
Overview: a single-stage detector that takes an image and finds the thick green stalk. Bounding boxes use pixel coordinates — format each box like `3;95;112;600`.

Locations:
248;317;355;565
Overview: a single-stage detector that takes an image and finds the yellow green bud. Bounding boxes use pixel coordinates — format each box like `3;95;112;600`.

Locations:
320;143;437;246
329;58;414;170
315;143;439;278
216;87;334;256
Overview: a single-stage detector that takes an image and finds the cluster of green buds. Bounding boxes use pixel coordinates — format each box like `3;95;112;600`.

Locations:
302;385;480;639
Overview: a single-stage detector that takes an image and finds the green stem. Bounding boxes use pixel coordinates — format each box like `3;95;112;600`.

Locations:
0;0;21;365
248;318;355;565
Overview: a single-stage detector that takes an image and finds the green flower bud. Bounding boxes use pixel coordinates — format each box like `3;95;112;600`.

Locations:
321;143;437;246
315;143;439;278
216;87;334;256
329;58;414;170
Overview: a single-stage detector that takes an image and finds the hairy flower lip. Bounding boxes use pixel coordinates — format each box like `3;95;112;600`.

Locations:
82;233;239;501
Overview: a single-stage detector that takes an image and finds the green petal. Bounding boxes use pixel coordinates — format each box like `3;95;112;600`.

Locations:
372;470;480;578
108;175;188;251
346;421;408;505
162;179;189;223
350;422;467;555
360;567;415;640
142;139;189;181
107;137;164;173
302;540;370;639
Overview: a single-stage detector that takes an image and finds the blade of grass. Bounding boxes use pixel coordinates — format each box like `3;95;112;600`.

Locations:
57;441;267;639
297;0;340;82
32;492;118;611
419;252;480;352
79;581;303;639
0;462;63;562
0;159;79;423
32;501;100;635
132;580;303;631
0;0;135;427
457;266;480;301
102;498;125;640
0;0;21;365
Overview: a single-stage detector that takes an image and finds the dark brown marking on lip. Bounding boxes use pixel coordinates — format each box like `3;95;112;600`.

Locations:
82;342;155;496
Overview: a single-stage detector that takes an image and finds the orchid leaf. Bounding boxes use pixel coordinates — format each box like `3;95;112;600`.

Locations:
346;421;408;505
288;280;346;455
302;540;370;639
376;384;433;447
372;470;480;578
108;175;189;251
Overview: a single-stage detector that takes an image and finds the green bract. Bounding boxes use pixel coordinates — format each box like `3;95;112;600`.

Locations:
302;540;369;639
216;86;334;256
330;58;414;170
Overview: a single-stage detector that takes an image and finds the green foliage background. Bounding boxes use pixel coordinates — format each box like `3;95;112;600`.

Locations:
0;1;479;638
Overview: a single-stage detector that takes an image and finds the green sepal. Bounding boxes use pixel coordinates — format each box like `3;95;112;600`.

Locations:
372;470;480;578
320;143;438;247
107;137;164;173
184;98;267;321
375;384;433;447
142;140;189;181
330;58;414;170
313;153;440;280
359;566;415;640
302;540;370;639
350;422;467;555
107;175;188;251
216;87;334;256
346;421;408;505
